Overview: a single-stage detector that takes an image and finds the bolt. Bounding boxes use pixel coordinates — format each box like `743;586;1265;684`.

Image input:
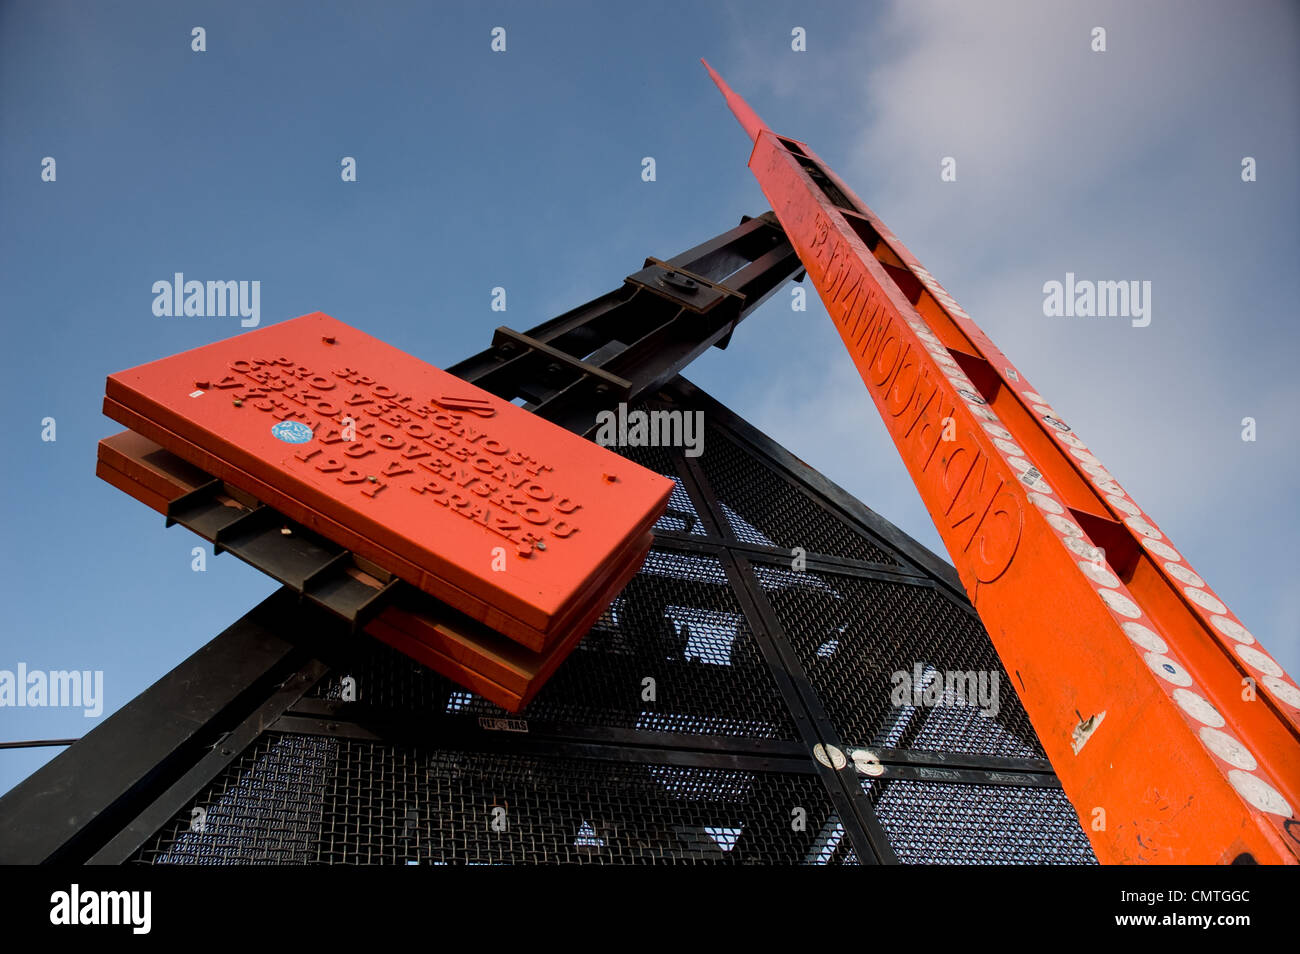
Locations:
233;399;243;407
195;380;210;389
322;335;336;344
535;541;546;551
367;475;377;483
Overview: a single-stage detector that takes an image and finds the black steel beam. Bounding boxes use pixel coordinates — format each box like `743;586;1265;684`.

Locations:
447;212;802;436
0;589;314;864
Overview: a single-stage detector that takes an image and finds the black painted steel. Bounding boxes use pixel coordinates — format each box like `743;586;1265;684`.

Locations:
0;215;1097;865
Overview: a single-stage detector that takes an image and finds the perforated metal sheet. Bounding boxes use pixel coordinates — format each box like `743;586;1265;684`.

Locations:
133;733;336;865
314;549;799;740
126;378;1095;866
694;424;899;565
751;563;1043;759
863;778;1097;865
615;430;707;535
133;733;841;865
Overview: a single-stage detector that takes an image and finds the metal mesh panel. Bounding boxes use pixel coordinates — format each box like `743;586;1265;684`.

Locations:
614;428;707;535
695;424;899;564
118;384;1094;866
863;778;1097;864
132;733;336;865
134;733;844;865
752;564;1044;759
314;549;800;740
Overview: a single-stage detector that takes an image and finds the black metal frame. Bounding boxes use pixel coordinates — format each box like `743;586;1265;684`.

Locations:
0;214;1091;865
447;212;802;435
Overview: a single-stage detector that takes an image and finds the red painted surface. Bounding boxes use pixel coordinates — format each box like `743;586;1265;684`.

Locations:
705;61;1300;863
96;429;638;711
104;312;672;648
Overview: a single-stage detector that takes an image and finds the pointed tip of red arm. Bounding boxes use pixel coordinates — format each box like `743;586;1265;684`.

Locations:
700;58;770;144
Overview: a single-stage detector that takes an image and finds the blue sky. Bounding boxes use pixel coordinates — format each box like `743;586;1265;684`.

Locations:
1;0;1296;795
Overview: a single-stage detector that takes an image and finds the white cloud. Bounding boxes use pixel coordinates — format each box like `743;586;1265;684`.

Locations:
703;0;1300;675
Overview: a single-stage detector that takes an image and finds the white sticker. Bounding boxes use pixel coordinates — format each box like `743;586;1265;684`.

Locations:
993;438;1025;457
1234;644;1283;678
1124;516;1162;540
1228;770;1293;817
1172;689;1223;727
1100;588;1142;619
1184;586;1227;615
1023;391;1047;404
1028;491;1063;514
1056;431;1087;449
1123;622;1167;654
1064;535;1103;562
1199;728;1257;771
982;422;1013;440
1144;652;1193;686
1005;367;1019;380
1069;447;1101;465
1140;537;1181;562
1164;563;1204;588
1209;615;1253;644
1078;560;1119;588
850;748;885;777
1106;494;1140;517
813;743;847;770
1046;513;1083;538
1019;468;1052;493
1260;675;1300;709
1006;456;1034;473
189;390;205;398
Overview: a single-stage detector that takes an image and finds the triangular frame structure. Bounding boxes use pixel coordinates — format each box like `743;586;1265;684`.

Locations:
0;212;1096;865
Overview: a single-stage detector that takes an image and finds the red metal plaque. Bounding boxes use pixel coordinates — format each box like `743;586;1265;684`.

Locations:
96;429;645;711
103;313;673;648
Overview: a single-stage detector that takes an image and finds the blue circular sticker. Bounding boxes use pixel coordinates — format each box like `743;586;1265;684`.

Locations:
271;421;314;444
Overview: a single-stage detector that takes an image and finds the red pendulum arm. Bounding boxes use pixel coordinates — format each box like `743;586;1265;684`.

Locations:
703;60;1300;864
